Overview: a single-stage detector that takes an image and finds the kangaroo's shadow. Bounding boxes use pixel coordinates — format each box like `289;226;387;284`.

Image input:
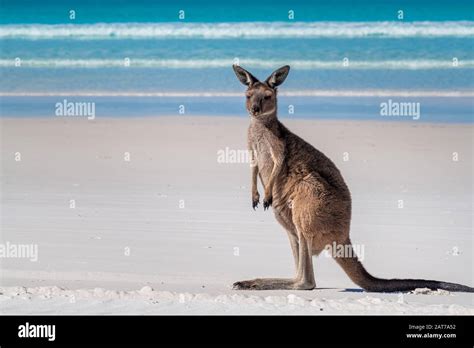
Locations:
314;287;364;293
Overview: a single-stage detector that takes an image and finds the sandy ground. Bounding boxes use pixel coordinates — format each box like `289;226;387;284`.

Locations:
0;116;472;314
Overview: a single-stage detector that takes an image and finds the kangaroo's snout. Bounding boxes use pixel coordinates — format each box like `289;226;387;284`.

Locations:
251;104;260;114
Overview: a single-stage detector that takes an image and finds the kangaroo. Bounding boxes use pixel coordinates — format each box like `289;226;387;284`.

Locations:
231;64;474;293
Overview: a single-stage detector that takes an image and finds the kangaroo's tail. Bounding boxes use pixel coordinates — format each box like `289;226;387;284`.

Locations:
334;240;474;293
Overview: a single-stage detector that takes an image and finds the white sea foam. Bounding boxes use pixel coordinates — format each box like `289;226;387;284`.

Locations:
1;58;472;69
1;21;473;39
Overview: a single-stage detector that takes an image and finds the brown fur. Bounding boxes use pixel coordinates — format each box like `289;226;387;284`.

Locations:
231;64;474;292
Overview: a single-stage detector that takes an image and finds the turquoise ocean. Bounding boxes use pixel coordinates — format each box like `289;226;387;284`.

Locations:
0;0;473;121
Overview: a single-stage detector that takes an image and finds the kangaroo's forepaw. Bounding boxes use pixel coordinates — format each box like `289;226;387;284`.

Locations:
263;196;272;210
252;200;259;210
252;195;260;210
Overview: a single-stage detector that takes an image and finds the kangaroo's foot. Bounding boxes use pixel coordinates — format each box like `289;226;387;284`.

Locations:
233;278;315;290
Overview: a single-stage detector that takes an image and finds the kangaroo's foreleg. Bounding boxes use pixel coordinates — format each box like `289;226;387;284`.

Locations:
263;145;284;210
251;163;260;209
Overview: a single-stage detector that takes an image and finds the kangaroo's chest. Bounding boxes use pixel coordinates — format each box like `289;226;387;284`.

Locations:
254;142;273;184
248;124;280;185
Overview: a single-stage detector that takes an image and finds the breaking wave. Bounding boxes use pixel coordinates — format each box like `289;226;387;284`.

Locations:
1;21;473;39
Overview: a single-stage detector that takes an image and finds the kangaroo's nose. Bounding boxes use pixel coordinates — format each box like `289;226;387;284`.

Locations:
251;105;260;114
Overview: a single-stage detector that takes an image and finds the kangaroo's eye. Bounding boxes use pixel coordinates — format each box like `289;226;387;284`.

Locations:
264;95;271;100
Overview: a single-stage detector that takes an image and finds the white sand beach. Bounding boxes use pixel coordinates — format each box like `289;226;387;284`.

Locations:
0;116;472;314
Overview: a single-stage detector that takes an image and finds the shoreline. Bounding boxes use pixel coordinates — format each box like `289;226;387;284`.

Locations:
1;96;472;123
0;114;472;124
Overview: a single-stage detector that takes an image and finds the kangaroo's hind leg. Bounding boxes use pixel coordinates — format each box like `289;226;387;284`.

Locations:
274;210;299;272
232;223;315;290
232;223;297;290
233;207;297;290
233;206;316;290
293;227;316;289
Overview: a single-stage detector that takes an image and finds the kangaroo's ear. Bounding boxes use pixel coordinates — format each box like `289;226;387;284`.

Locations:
232;65;258;86
265;65;290;88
